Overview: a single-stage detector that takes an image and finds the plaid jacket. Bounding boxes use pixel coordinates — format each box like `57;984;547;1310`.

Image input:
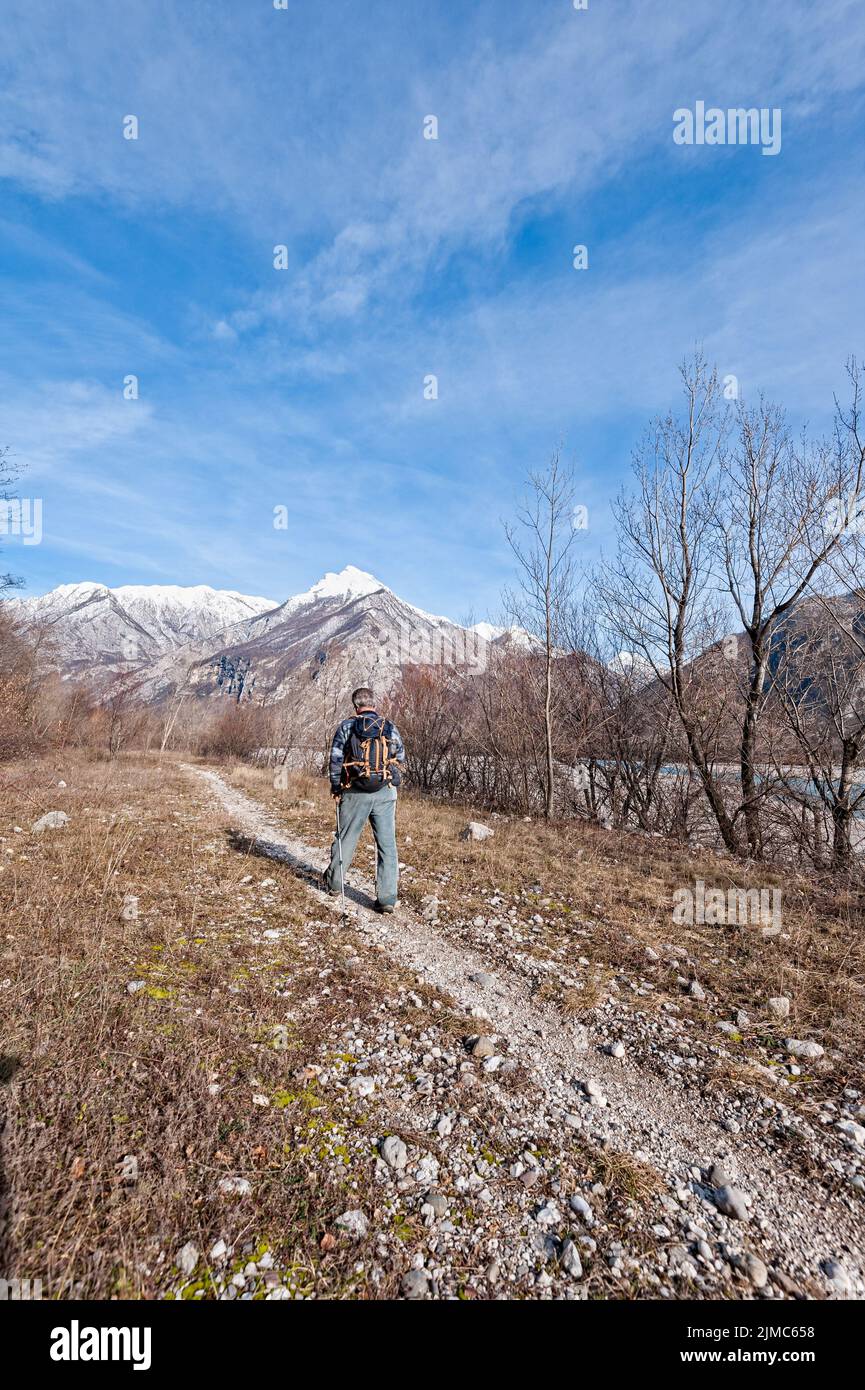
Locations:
329;711;405;792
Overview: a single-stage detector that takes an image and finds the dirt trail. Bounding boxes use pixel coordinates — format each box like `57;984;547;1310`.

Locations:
184;763;864;1294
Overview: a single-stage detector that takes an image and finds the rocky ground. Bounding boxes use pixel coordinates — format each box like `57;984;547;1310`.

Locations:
2;753;862;1302
183;764;865;1301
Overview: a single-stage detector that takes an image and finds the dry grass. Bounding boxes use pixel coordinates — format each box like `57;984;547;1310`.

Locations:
5;751;861;1299
0;753;451;1299
404;799;865;1088
226;763;865;1094
590;1146;664;1205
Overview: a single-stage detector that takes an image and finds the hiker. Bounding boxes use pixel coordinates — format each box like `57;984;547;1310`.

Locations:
321;687;405;913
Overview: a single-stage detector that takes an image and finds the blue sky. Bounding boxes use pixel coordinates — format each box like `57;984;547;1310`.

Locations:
1;0;864;623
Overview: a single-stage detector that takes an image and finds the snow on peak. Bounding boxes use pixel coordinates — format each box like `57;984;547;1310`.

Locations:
13;581;278;612
471;621;539;649
283;565;387;613
307;566;386;602
274;565;469;630
608;649;654;684
471;621;505;643
111;583;277;611
47;581;109;600
8;582;280;660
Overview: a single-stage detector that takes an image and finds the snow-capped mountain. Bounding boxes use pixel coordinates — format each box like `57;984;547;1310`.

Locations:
607;650;655;685
133;566;493;709
5;567;500;708
279;565;386;614
8;581;278;677
471;621;539;650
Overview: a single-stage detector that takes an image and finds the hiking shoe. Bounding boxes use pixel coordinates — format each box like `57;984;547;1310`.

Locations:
318;872;336;896
374;901;395;914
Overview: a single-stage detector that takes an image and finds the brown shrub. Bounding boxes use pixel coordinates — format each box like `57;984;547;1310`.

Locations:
195;700;268;760
0;607;39;760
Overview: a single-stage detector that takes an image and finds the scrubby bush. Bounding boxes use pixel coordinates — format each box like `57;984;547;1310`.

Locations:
0;606;39;760
195;700;268;759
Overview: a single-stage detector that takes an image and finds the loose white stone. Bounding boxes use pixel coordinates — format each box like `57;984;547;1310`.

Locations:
176;1242;199;1278
837;1120;865;1147
336;1209;369;1239
535;1201;562;1229
459;822;494;842
381;1135;408;1170
568;1193;594;1225
32;811;69;833
560;1239;583;1279
714;1185;749;1221
349;1075;375;1097
218;1176;252;1197
785;1039;824;1060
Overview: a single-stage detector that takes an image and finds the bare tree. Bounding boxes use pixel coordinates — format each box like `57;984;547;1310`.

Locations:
158;663;199;753
390;663;468;793
595;355;742;852
769;595;865;870
765;360;865;871
0;606;38;759
504;451;577;817
1;444;25;596
102;673;148;757
713;377;865;858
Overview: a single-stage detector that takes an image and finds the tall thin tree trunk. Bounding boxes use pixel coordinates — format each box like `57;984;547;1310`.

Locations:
740;647;768;859
544;640;554;818
832;739;857;871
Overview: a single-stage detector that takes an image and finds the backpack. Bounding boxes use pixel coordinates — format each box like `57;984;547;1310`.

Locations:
341;714;395;792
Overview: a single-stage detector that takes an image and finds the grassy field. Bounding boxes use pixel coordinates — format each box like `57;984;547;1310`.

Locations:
1;751;862;1299
229;760;865;1094
1;753;463;1298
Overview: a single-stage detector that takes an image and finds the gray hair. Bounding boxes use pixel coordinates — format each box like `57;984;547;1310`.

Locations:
352;686;375;710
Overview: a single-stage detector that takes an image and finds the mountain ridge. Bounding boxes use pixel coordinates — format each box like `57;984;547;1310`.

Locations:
5;566;501;709
7;579;281;678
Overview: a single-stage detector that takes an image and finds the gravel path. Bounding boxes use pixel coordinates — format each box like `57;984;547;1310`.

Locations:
184;764;865;1298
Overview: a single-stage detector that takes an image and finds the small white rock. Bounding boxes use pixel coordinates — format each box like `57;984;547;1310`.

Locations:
218;1176;251;1197
32;811;69;833
176;1242;199;1278
459;821;494;842
837;1120;865;1147
560;1239;583;1279
535;1201;562;1229
336;1209;369;1239
785;1039;824;1060
714;1185;749;1221
381;1135;408;1170
349;1075;375;1097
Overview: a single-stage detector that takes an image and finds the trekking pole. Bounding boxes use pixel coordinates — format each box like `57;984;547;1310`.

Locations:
335;798;347;928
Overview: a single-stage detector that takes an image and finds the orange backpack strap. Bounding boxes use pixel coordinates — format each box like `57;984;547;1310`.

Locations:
342;715;393;786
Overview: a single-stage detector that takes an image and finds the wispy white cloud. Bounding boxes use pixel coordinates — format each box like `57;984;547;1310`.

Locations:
1;0;863;620
0;377;154;477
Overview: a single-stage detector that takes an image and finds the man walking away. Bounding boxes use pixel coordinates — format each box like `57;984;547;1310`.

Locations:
322;687;405;913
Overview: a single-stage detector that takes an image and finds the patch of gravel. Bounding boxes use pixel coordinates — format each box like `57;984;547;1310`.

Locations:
184;766;865;1300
